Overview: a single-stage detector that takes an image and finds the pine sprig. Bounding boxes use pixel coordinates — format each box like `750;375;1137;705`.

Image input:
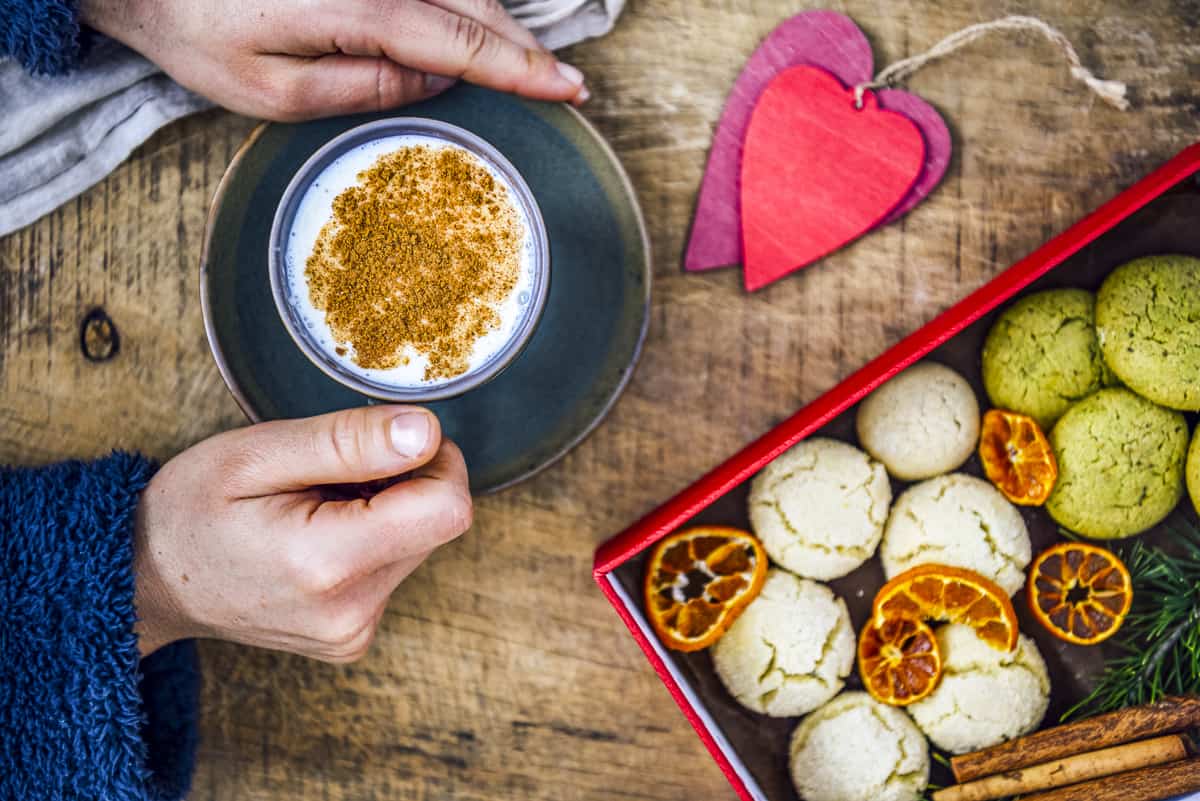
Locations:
1067;517;1200;718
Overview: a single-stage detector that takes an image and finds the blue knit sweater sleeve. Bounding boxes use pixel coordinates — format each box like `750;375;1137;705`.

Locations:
0;0;88;75
0;453;200;801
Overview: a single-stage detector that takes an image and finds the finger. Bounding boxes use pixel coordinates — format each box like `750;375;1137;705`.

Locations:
259;55;456;121
408;438;469;487
334;551;430;613
309;555;422;659
340;1;587;103
360;440;472;557
423;0;544;51
224;406;442;495
310;441;472;570
313;601;389;664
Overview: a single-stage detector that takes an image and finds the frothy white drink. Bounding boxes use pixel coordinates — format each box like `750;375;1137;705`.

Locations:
281;134;537;388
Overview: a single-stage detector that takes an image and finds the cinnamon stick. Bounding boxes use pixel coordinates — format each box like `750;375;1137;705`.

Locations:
951;696;1200;782
933;735;1187;801
1017;755;1200;801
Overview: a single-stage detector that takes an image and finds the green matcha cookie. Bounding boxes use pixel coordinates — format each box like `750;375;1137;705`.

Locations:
1047;388;1187;539
1188;428;1200;518
982;289;1111;428
1096;255;1200;410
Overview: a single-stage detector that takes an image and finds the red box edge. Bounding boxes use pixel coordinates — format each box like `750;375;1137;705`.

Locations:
592;142;1200;801
595;574;758;800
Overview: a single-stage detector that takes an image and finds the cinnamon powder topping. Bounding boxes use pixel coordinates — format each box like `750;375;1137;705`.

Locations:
305;144;524;381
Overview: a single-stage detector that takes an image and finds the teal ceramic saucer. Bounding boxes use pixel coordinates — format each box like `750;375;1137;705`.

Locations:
200;85;651;494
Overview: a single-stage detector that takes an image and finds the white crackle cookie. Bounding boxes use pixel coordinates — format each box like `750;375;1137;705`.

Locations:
856;362;981;481
712;569;854;717
748;438;891;580
790;692;929;801
880;473;1031;596
909;624;1050;754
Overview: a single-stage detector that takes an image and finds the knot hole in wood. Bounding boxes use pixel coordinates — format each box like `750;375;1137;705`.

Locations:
80;308;120;362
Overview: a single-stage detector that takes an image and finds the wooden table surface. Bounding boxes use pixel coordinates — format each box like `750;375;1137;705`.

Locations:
2;1;1198;798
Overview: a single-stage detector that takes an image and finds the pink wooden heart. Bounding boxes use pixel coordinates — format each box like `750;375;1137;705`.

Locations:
740;66;925;292
684;10;951;273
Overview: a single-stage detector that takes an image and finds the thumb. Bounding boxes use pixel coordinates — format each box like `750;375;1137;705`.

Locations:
225;406;441;495
260;55;456;122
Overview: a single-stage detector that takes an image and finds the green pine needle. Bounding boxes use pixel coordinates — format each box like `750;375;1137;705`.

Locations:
1066;516;1200;719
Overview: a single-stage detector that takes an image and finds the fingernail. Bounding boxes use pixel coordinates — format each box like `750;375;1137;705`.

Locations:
574;85;591;105
555;61;585;88
424;74;457;95
390;413;432;458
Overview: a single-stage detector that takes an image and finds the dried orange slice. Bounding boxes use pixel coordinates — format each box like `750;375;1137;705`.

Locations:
643;526;768;652
1028;542;1132;645
858;616;942;706
873;564;1019;652
979;409;1058;506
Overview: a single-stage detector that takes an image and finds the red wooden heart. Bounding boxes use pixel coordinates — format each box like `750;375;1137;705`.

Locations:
740;65;926;291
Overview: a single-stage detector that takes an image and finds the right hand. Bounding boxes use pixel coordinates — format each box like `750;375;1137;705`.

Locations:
132;405;473;662
80;0;589;121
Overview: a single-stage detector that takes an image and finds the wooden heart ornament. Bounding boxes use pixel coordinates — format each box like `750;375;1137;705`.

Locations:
740;65;925;291
684;10;951;274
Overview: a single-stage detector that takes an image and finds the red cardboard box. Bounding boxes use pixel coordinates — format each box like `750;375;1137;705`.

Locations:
593;144;1200;801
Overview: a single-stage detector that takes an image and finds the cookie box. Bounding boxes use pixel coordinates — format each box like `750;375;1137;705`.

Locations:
592;143;1200;801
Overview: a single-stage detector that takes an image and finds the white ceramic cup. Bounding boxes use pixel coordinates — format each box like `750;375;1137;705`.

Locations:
269;118;550;402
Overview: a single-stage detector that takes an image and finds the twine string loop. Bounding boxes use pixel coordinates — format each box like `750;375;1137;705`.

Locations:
852;16;1129;111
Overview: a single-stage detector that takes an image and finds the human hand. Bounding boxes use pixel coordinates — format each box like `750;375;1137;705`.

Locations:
132;405;472;662
80;0;588;121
